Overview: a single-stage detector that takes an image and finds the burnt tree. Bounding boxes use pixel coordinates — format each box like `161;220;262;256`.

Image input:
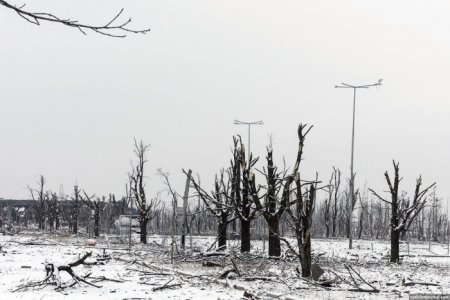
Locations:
322;175;333;238
81;192;102;238
28;175;46;230
69;185;81;234
130;141;160;243
331;168;341;237
47;192;60;231
283;177;317;277
129;140;154;244
369;161;435;263
279;124;318;277
250;125;308;257
230;137;259;253
187;170;234;251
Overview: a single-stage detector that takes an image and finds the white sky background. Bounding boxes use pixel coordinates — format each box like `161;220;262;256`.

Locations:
0;0;449;208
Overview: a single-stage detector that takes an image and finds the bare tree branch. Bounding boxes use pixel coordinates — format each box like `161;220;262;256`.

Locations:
0;1;150;37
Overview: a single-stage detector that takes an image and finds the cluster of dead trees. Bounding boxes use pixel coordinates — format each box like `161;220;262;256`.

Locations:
185;124;320;277
314;165;446;246
2;127;446;272
21;177;132;237
313;162;440;264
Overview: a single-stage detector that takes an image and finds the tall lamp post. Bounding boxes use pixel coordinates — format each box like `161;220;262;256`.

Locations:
335;80;382;249
233;120;264;163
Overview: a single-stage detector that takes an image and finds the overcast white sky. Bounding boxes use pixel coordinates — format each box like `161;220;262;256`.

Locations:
0;0;449;207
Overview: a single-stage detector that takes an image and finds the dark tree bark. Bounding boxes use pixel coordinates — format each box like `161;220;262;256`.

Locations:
70;185;81;235
28;175;46;230
370;161;435;263
81;193;102;238
331;168;341;237
277;124;316;277
186;170;233;251
240;219;251;252
250;125;311;257
230;137;259;253
285;177;316;277
0;0;151;38
129;140;158;244
218;212;228;250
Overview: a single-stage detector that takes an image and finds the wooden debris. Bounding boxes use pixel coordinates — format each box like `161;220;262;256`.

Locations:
13;251;111;292
152;278;183;291
202;261;224;268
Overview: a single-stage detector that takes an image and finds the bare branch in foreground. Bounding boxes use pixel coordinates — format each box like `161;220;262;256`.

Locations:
0;1;150;37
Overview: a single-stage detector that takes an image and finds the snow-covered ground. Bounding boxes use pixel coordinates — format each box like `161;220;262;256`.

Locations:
1;233;449;299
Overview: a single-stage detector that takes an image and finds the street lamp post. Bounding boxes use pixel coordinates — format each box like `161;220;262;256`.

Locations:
335;80;382;249
233;120;264;163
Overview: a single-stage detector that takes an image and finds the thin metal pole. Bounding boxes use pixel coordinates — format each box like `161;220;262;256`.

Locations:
233;120;263;164
248;124;251;163
335;80;381;250
348;88;356;250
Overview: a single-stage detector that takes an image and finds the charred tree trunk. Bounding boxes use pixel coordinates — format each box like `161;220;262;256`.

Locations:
267;215;281;257
73;216;78;234
94;205;100;237
240;219;251;252
218;213;228;251
55;206;60;231
71;186;81;235
370;161;435;264
391;227;400;263
299;184;314;277
300;228;312;277
140;215;148;243
331;168;341;237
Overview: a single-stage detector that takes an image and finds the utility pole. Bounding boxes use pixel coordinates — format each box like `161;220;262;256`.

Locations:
233;120;263;163
335;79;382;249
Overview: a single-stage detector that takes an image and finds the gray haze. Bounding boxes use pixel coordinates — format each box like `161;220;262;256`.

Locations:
1;0;449;207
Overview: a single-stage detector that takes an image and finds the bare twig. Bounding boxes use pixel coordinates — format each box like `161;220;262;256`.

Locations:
0;1;150;37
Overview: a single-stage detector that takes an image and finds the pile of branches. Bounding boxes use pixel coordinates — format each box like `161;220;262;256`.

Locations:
14;251;111;292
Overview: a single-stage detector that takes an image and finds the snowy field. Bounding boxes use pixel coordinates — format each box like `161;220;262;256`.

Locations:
1;233;449;299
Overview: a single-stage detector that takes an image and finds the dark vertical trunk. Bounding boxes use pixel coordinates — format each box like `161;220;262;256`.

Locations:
73;217;78;234
53;201;59;231
267;216;281;257
181;233;185;246
24;210;28;228
55;207;60;230
217;213;228;251
300;231;312;277
48;203;54;231
332;213;337;237
140;216;148;244
39;201;45;230
391;229;400;263
358;212;363;239
240;219;251;252
94;206;100;237
391;186;400;263
71;189;79;234
298;183;314;278
325;223;330;238
8;203;12;230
